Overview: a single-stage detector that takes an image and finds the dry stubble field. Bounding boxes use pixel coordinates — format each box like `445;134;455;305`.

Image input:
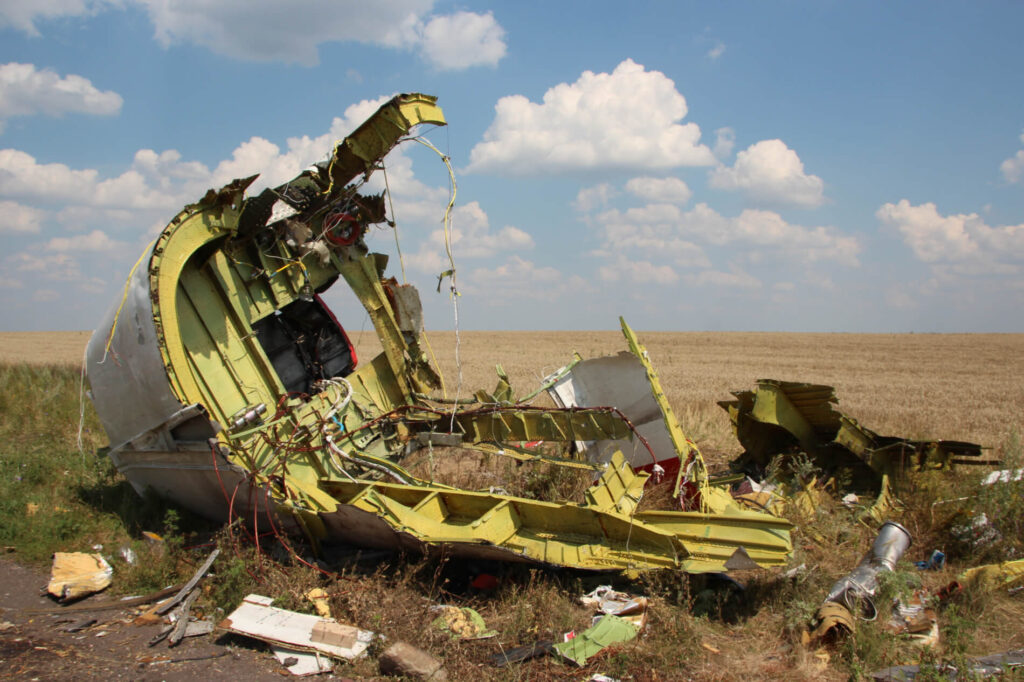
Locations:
5;328;1021;460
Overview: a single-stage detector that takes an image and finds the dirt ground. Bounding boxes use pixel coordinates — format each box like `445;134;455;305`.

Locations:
0;556;324;681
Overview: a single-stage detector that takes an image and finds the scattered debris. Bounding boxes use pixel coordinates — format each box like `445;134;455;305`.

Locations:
379;641;447;680
720;380;986;493
885;589;939;648
46;552;113;602
950;512;1003;551
119;546;137;565
430;605;496;640
155;548;219;615
980;468;1024;485
552;614;638;667
62;617;97;633
580;585;649;629
959;558;1024;593
914;549;945;571
271;646;334;676
305;588;331;618
811;521;912;640
221;594;375;662
490;640;554;667
871;648;1024;680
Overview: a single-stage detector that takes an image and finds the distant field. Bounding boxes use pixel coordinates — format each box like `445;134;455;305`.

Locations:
4;329;1022;465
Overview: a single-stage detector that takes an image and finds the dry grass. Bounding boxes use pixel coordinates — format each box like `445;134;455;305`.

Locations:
3;329;1023;680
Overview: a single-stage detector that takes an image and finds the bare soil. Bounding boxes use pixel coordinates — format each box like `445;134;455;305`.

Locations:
0;556;293;681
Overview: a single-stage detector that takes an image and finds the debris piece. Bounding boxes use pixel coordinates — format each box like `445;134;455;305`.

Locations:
812;521;912;641
871;648;1024;680
221;594;374;660
824;521;912;615
885;589;939;648
579;585;649;629
27;583;181;615
470;574;498;590
489;640;553;667
156;548;219;615
119;546;137;564
379;641;448;680
430;605;496;640
701;641;721;654
271;645;334;676
959;558;1024;592
167;588;200;647
950;512;1003;551
980;468;1024;485
62;617;97;633
720;380;985;493
182;620;214;638
809;601;855;641
552;614;638;667
914;550;945;571
305;588;331;618
47;552;113;602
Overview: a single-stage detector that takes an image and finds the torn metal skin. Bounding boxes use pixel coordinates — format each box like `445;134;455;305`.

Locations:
720;379;986;492
86;94;791;575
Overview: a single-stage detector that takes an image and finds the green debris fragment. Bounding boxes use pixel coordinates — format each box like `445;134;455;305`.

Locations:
552;614;638;667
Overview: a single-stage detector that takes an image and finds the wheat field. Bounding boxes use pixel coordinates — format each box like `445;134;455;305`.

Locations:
4;329;1021;463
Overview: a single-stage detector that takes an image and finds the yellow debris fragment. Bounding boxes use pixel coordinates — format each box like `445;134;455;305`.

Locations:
305;588;331;618
47;552;113;602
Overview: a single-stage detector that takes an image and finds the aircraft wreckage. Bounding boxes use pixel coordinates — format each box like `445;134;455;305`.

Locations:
86;94;791;575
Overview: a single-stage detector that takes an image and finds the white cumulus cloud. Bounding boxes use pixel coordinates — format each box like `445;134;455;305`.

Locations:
468;59;715;175
463;255;588;300
590;201;858;267
1000;131;1024;184
405;201;533;273
44;228;122;252
877;200;1024;269
713;127;735;160
0;63;122;125
625;176;691;205
1;1;505;70
417;11;506;70
0;200;45;233
0;0;98;36
599;256;678;285
137;0;504;69
709;139;825;207
686;267;760;289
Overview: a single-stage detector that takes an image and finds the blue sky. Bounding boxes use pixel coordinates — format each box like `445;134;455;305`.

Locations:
2;1;1023;333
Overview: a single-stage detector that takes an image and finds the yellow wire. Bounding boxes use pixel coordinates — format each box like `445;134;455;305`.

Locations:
101;240;155;362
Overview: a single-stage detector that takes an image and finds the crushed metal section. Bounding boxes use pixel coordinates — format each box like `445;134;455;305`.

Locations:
85;93;792;575
720;379;986;490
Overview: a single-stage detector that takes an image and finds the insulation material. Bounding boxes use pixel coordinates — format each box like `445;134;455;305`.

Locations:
47;552;113;602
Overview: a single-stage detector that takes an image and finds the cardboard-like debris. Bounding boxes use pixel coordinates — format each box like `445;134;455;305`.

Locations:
221;594;374;661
